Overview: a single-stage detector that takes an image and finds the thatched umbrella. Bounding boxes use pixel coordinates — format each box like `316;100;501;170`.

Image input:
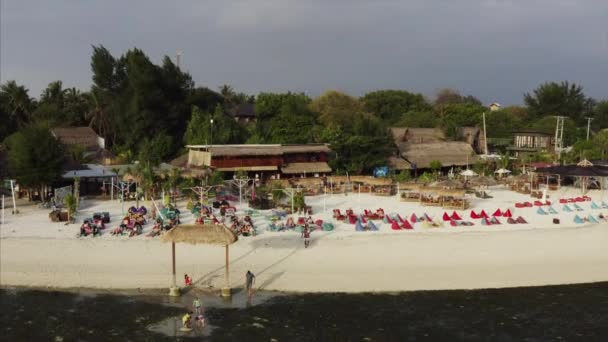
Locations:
430;179;465;189
469;176;498;187
162;224;238;296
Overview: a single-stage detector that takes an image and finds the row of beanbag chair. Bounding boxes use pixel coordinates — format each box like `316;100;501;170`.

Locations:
559;196;592;203
573;214;603;224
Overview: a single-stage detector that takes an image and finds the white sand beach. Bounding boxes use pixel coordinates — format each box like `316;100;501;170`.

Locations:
1;187;607;292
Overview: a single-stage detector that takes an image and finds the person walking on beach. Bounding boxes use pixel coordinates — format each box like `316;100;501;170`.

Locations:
245;270;255;298
302;225;311;248
193;297;202;315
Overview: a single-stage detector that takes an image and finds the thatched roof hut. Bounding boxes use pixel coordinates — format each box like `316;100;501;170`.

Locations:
162;224;237;245
162;224;238;295
349;176;393;186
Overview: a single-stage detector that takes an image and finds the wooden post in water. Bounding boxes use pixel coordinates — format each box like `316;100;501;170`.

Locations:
169;242;180;296
221;244;232;297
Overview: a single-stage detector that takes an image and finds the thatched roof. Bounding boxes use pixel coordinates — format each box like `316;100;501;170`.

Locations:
51;127;101;151
170;154;189;168
400;142;476;169
162;224;237;245
281;162;332;174
349;176;393;186
468;175;498;186
430;179;465;189
180;168;213;179
388;156;411;170
292;177;324;186
185;144;331;157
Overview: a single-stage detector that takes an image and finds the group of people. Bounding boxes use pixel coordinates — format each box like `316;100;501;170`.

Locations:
180;271;257;331
228;215;256;236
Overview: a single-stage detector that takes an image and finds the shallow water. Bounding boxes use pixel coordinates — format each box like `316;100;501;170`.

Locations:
1;282;607;341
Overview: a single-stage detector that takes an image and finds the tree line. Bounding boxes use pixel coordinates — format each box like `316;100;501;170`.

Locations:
2;45;608;180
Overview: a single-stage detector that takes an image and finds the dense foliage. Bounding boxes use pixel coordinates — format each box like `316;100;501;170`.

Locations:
1;46;607;194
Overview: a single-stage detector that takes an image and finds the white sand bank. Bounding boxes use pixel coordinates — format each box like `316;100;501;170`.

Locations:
1;187;607;292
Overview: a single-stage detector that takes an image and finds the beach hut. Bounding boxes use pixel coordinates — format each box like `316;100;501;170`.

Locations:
400;183;423;202
162;224;237;297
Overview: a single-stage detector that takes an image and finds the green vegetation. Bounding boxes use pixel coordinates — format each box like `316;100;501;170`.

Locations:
1;45;607;195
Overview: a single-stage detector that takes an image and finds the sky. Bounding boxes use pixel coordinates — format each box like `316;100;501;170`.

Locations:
1;0;607;105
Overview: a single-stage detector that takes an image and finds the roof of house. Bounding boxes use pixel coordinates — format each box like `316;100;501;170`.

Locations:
170;153;189;168
186;144;331;157
400;142;477;169
228;103;256;118
281;162;332;174
51;127;100;150
388;156;412;170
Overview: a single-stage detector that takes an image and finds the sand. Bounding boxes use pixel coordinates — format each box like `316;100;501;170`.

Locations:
1;186;607;292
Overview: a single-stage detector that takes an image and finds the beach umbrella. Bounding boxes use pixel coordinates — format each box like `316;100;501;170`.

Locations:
162;224;237;296
494;168;512;175
460;169;478;177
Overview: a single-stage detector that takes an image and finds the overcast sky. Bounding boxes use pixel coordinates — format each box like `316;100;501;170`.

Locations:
1;0;607;105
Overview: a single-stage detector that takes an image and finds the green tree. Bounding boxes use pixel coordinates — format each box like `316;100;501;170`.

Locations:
396;110;439;128
439;103;484;139
6;125;65;200
593;101;608;129
255;92;316;143
184;105;245;145
1;81;34;130
524;81;587;122
138;133;173;166
361;90;430;124
485;109;524;138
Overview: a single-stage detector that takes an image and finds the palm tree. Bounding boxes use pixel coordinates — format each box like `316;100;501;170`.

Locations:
86;91;110;139
1;81;33;128
40;81;65;107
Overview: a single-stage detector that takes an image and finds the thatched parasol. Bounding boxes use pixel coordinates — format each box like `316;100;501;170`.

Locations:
162;224;237;296
430;179;465;189
468;175;498;187
122;173;142;183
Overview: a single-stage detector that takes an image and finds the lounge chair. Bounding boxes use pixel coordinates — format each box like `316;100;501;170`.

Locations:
348;215;358;224
562;205;573;212
450;220;459;227
492;209;502;217
502;209;513;218
490;217;501;224
333;209;346;221
547;206;558;214
479;210;489;218
573;204;583;211
442;212;451;221
470;211;480;219
602;201;608;209
355;220;365;231
591;202;600;210
410;214;419;223
573;215;584;224
481;218;491;226
507;217;517;224
537;207;548;215
534;201;543;206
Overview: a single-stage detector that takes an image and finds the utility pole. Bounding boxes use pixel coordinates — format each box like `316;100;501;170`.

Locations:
586;117;593;140
176;50;182;68
554;116;565;161
482;112;489;155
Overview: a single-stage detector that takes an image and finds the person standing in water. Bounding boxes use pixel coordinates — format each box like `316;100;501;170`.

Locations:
245;270;255;298
193;297;202;315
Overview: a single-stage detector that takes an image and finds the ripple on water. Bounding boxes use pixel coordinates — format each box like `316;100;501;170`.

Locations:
146;316;215;338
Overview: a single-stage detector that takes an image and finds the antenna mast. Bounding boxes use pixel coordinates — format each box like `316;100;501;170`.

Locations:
554;116;565;161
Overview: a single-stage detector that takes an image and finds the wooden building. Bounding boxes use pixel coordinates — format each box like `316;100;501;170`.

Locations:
507;131;554;157
185;144;332;181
